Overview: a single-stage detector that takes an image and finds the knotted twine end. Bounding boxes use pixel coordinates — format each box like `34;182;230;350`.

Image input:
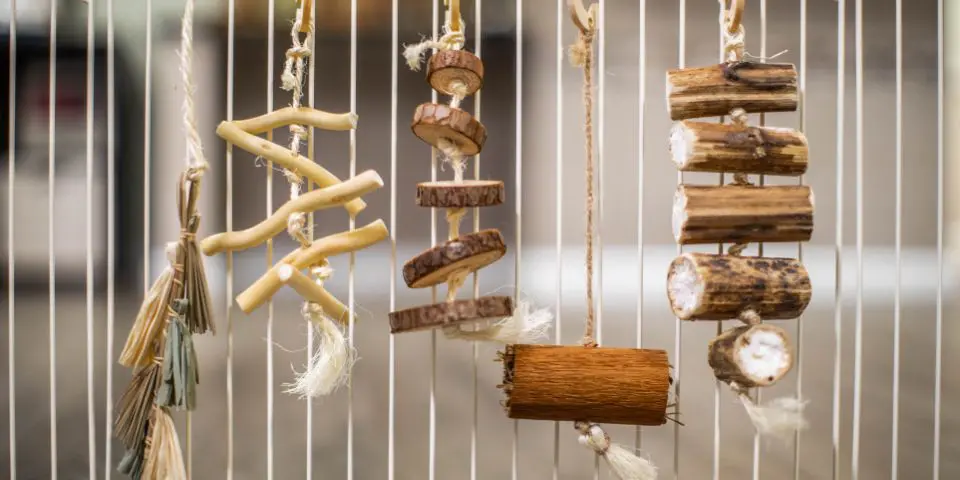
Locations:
443;300;553;344
284;302;356;398
575;421;658;480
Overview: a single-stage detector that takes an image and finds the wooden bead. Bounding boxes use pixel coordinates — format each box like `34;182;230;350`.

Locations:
426;50;484;97
673;185;814;245
670;121;808;176
501;345;670;426
412;103;487;156
708;323;793;388
388;296;513;334
667;253;811;321
416;180;504;208
402;229;506;288
667;62;799;121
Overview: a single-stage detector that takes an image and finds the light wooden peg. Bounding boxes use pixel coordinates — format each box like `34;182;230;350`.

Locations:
276;264;351;324
298;0;313;33
568;0;598;34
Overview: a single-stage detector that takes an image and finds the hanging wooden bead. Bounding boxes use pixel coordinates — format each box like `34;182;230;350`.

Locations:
670;120;808;175
427;49;485;97
412;103;487;155
416;180;505;208
667;62;799;121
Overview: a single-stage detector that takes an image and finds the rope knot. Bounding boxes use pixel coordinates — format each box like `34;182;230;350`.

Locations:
312;264;334;285
575;422;611;455
289;124;308;138
286;45;312;60
283;169;302;185
302;301;324;319
569;30;595;67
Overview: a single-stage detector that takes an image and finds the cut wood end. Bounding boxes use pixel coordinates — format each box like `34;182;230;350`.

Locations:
427;50;484;97
416;180;505;208
669;122;693;169
667;254;701;320
672;189;687;243
736;324;793;386
348;112;359;128
276;263;295;282
402;229;506;288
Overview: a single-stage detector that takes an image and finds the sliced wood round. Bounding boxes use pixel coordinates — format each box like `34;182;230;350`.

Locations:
412;103;487;156
416;180;505;208
427;50;484;97
388;296;513;334
402;229;506;288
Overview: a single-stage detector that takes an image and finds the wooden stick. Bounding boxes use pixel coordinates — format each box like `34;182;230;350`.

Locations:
502;345;670;425
670;121;808;176
216;121;367;216
235;220;389;313
230;107;356;134
388;296;514;333
276;264;351;324
667;252;811;321
666;62;798;121
201;170;383;255
708;323;794;388
673;185;814;245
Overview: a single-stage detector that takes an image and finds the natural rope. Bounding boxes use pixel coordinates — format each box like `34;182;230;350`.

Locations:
719;0;745;63
281;9;314;251
402;11;466;71
180;0;207;173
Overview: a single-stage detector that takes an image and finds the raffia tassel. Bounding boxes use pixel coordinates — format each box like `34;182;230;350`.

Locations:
156;308;199;411
576;421;658;480
738;392;809;441
284;302;356;398
179;175;215;335
114;363;161;450
443;301;553;344
119;243;177;368
142;407;187;480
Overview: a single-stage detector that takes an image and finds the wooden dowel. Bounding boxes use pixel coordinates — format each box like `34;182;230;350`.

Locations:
670;121;808;176
666;62;798;121
276;264;351;324
201;170;383;255
230;107;356;134
673;185;814;245
667;253;811;321
708;323;794;388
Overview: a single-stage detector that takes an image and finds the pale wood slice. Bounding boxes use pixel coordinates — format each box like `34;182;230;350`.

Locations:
388;296;513;333
416;180;505;208
412;103;487;155
671;121;808;176
427;50;484;97
403;229;506;288
667;62;798;120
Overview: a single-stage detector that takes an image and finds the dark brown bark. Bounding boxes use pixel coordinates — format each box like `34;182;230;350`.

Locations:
426;50;484;97
667;62;799;120
674;185;814;245
671;121;808;176
416;180;504;208
402;229;506;288
708;324;793;388
412;103;487;155
388;296;513;333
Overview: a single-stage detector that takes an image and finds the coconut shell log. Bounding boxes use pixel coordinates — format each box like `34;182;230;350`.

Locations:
708;323;794;388
667;62;799;121
673;185;814;245
427;50;484;97
501;345;670;426
670;121;808;176
403;229;506;288
416;180;505;208
388;296;513;334
412;103;487;155
667;253;811;321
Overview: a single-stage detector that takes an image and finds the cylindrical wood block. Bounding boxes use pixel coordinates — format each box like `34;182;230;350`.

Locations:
416;180;505;208
667;62;799;120
412;103;487;155
502;345;670;426
388;296;513;334
667;253;811;321
427;50;484;97
670;121;808;176
673;185;814;245
403;229;506;288
708;323;793;388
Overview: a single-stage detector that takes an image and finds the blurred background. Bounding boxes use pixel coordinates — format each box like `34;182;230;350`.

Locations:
0;0;958;478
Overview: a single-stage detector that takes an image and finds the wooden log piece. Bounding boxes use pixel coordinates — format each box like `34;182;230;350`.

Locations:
673;185;814;245
388;296;514;334
402;229;506;288
502;345;670;426
667;253;811;321
416;180;505;208
708;323;794;388
667;62;798;121
412;103;487;156
670;121;808;176
427;50;484;97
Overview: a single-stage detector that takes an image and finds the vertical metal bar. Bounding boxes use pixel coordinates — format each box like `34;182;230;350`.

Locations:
712;5;725;478
84;0;97;476
266;1;276;478
832;0;845;478
794;0;808;477
388;0;399;476
429;1;439;479
471;2;483;479
143;0;152;296
48;0;58;476
636;0;646;459
225;0;236;477
933;0;944;476
553;0;563;476
674;0;685;477
753;2;768;477
306;0;317;477
513;0;523;475
347;0;359;475
595;3;604;478
851;0;864;476
105;0;116;476
6;1;15;478
891;0;903;477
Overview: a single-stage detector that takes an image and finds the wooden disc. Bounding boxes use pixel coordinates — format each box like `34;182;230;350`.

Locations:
426;50;484;97
403;229;506;288
388;296;514;334
416;180;505;208
412;103;487;156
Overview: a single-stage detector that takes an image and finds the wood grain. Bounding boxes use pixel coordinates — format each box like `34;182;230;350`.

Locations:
427;50;484;97
667;62;798;120
388;296;513;334
402;229;506;288
411;103;487;155
708;324;793;388
670;121;808;175
673;185;814;245
416;180;504;208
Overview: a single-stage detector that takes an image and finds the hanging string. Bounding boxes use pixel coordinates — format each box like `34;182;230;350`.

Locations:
281;9;314;249
402;9;466;71
180;0;206;173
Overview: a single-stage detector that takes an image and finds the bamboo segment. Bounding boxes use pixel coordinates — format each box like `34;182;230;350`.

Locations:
201;170;383;255
427;50;484;97
667;253;811;321
670;121;808;175
673;185;814;245
412;103;487;155
708;323;794;388
276;264;351;324
666;62;798;120
501;345;670;426
416;180;505;208
402;229;506;288
388;296;514;333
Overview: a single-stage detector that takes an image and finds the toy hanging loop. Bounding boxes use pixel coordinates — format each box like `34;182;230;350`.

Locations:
723;0;745;34
569;0;598;34
445;0;462;33
298;0;313;33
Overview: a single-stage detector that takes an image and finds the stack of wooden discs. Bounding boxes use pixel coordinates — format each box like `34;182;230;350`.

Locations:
389;47;511;334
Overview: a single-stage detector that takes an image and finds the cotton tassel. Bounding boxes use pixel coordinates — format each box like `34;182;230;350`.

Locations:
142;407;187;480
443;301;553;344
119;243;178;368
284;303;356;398
576;421;658;480
738;392;808;441
114;363;161;450
156;307;199;411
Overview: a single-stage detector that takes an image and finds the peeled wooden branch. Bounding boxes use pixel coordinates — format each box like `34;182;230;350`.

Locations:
416;180;504;208
667;62;798;121
201;170;383;255
670;121;808;176
230;107;357;134
667;253;811;321
502;345;670;426
673;185;814;245
388;296;514;333
709;323;793;388
402;229;506;288
427;50;484;97
276;264;351;324
412;103;487;155
235;220;389;313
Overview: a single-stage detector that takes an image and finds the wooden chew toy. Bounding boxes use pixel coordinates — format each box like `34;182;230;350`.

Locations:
390;296;513;333
666;62;799;121
416;180;504;208
412;103;487;156
708;323;794;388
670;121;808;176
402;229;506;289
